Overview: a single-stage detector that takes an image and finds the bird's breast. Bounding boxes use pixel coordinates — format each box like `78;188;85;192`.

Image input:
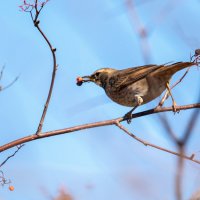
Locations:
104;78;149;107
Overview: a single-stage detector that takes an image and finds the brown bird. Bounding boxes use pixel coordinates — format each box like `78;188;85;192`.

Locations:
77;62;198;123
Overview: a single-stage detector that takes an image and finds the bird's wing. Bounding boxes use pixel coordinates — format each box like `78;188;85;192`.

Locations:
110;64;164;91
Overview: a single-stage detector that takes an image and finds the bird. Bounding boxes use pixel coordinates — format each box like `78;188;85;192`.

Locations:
76;61;198;123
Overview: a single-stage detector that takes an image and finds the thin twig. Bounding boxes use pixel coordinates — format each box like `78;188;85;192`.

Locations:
158;67;190;107
0;76;19;92
0;170;11;186
0;144;24;168
0;65;5;81
115;121;200;165
27;1;57;134
35;0;39;12
34;23;57;134
0;65;19;92
115;121;148;146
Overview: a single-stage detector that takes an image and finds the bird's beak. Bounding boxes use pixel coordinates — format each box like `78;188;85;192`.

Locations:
82;75;94;82
76;75;94;86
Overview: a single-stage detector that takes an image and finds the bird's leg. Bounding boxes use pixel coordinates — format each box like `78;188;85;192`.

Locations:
166;82;179;113
124;95;143;124
124;106;138;124
157;90;170;108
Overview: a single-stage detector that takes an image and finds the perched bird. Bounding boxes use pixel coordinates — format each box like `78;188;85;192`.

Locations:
77;62;198;123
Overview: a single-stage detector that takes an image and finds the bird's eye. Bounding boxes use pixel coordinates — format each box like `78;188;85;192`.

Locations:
95;72;100;78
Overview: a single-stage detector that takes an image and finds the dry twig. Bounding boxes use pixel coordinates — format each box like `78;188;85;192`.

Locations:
0;66;19;92
0;144;24;168
20;0;57;134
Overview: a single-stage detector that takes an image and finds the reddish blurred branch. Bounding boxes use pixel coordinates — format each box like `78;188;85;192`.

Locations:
159;99;200;200
125;0;151;64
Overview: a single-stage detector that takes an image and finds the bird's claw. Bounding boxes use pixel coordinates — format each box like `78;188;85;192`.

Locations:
134;95;143;105
172;103;180;114
124;112;132;124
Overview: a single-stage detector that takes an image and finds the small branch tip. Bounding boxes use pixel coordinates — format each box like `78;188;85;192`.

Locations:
190;154;195;160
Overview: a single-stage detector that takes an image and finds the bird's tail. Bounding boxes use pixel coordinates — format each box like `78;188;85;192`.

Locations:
153;62;198;77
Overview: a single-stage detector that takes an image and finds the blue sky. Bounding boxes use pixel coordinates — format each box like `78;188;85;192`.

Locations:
0;0;200;200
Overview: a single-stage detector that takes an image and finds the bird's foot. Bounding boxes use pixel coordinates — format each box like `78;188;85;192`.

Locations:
134;95;143;105
172;102;180;114
123;111;133;124
123;97;142;124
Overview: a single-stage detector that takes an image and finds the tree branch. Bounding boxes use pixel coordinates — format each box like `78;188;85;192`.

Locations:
0;103;199;164
0;145;24;168
34;22;57;134
115;121;200;165
24;1;57;134
0;65;19;92
158;67;191;107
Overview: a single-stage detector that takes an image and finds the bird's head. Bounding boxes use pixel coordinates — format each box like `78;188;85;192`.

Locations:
77;68;116;88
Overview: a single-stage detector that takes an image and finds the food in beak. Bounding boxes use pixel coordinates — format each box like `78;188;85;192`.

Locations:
76;77;83;86
76;76;91;86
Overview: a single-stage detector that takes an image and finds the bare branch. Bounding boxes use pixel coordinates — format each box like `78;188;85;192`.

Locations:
115;121;200;165
158;51;200;108
0;144;24;168
32;2;57;135
0;104;199;164
115;121;148;146
20;1;57;134
158;67;191;107
0;76;19;92
33;22;57;135
0;171;11;186
0;65;19;92
0;65;5;81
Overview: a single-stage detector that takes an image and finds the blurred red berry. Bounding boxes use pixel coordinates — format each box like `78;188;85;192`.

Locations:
76;77;83;86
9;186;14;191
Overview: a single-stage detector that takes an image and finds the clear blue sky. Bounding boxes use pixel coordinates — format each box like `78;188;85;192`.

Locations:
0;0;200;200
